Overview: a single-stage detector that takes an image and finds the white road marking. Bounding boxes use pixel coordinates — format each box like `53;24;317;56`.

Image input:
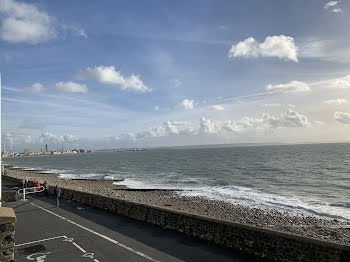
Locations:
72;242;86;253
15;235;67;247
31;202;161;262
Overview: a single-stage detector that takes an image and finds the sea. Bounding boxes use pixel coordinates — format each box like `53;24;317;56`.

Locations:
3;143;350;221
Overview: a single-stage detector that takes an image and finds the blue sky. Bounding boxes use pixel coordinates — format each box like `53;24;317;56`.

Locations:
1;0;350;151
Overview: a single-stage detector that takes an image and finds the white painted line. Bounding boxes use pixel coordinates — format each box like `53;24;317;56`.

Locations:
31;202;161;262
72;242;86;253
15;235;67;247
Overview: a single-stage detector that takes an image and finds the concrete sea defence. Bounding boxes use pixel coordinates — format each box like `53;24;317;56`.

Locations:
3;174;350;262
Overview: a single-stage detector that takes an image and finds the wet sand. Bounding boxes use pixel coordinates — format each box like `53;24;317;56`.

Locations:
4;166;350;246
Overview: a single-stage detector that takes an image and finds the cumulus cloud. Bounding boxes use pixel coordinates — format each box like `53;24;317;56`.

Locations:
222;120;241;133
77;66;151;93
332;8;342;13
324;1;342;13
324;98;347;105
113;110;312;143
266;80;311;93
212;105;224;111
56;81;88;93
26;82;45;93
0;0;56;44
264;110;312;128
228;35;298;62
39;132;78;144
180;99;194;110
324;1;339;9
199;117;219;134
321;75;350;89
0;0;87;44
334;112;350;124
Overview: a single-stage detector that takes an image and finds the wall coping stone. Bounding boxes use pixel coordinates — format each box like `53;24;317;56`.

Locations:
0;207;16;224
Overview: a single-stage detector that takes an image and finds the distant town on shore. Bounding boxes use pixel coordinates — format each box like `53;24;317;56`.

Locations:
1;144;146;158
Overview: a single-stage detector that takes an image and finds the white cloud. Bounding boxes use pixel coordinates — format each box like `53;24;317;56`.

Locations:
154;105;159;111
324;1;339;9
266;80;311;93
324;98;347;105
264;110;312;128
56;81;88;93
0;0;87;44
26;82;44;93
228;35;298;62
77;66;151;93
40;132;78;144
222;120;241;133
137;127;165;139
314;75;350;89
212;105;224;111
180;99;194;110
115;110;312;143
135;121;196;139
334;112;350;124
237;116;265;128
331;8;342;13
0;0;56;44
199;117;218;134
324;1;342;13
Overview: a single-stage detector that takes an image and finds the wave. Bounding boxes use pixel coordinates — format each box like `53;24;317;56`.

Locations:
114;178;350;221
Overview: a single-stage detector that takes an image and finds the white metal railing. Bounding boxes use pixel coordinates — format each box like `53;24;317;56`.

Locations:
17;186;45;201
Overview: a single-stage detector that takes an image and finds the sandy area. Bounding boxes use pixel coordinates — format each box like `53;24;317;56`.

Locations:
4;166;350;246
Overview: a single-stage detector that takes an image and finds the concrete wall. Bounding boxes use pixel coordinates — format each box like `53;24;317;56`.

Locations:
2;191;18;203
4;174;350;262
0;207;16;262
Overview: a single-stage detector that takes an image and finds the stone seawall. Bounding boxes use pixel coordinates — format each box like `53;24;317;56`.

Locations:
4;175;350;262
0;207;16;262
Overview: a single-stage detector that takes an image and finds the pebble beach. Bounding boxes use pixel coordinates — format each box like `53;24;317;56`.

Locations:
4;166;350;246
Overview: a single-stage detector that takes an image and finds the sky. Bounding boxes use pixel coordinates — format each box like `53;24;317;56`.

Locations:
1;0;350;151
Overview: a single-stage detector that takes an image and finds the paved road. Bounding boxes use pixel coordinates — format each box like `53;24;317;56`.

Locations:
4;195;267;262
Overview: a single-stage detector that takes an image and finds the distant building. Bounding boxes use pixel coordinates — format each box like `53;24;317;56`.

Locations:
45;144;48;152
24;149;31;154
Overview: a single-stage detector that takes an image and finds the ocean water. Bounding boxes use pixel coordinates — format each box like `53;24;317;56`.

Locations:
3;143;350;221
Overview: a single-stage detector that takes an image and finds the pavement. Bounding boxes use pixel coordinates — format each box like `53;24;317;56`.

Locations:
4;193;268;262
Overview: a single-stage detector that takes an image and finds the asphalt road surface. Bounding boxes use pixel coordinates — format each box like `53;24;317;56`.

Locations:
5;194;267;262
